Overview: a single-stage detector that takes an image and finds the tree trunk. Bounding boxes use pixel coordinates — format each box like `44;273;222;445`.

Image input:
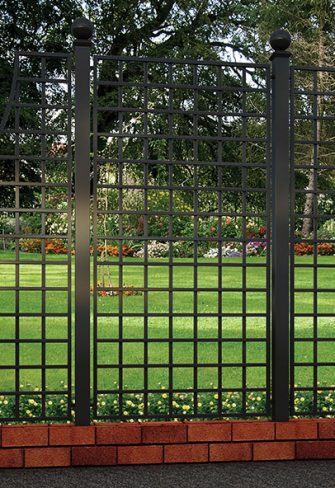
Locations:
301;23;325;237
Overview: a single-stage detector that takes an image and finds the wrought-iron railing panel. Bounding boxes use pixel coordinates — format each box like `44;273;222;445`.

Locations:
290;65;335;417
0;52;73;422
92;56;271;420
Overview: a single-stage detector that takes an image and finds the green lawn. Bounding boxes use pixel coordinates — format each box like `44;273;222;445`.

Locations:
1;251;335;397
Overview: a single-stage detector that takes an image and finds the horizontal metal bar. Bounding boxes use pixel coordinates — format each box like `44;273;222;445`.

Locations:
97;362;267;368
97;80;268;93
292;65;335;72
0;338;69;343
96;286;267;292
95;53;269;68
5;102;69;110
97;337;267;343
0;286;68;291
96;132;267;143
17;50;70;58
0;260;69;265
97;106;267;118
97;312;267;317
0;234;68;239
96;209;267;218
96;235;267;242
0;208;69;214
0;155;68;161
96;387;268;394
17;76;68;84
97;184;266;192
0;182;69;188
294;288;335;292
0;312;69;317
1;129;68;136
96;158;268;168
96;261;267;268
0;364;69;369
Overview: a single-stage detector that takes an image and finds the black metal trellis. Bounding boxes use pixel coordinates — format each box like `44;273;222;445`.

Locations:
91;54;272;422
2;20;333;425
290;65;335;417
0;50;73;422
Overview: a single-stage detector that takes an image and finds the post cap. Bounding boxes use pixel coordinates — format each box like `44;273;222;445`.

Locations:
269;29;291;51
71;17;94;41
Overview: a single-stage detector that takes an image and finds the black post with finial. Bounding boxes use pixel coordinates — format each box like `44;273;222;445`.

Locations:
270;29;291;422
72;17;94;426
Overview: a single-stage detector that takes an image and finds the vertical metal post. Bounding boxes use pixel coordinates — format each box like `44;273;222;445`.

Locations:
270;30;291;421
72;17;94;426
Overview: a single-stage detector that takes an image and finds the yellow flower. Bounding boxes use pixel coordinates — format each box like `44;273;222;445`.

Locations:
162;393;168;399
123;411;129;416
182;405;190;411
214;394;219;400
256;397;261;402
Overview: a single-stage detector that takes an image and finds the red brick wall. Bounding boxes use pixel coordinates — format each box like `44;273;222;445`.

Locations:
0;419;334;468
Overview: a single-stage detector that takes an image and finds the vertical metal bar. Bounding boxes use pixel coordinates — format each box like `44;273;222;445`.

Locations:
192;64;199;416
265;66;272;417
14;54;20;420
270;30;292;421
40;56;47;419
72;18;94;426
241;68;247;417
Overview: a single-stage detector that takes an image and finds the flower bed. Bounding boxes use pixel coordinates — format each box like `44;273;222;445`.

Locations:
1;383;335;423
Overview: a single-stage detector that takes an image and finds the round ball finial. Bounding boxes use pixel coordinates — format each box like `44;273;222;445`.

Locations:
270;29;291;51
71;17;94;40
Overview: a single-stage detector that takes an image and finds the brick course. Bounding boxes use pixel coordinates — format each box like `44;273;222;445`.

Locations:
0;419;335;467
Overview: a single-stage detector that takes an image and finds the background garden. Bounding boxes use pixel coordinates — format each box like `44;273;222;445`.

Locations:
1;1;335;422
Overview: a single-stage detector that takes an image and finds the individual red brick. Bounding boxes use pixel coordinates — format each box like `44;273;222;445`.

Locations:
72;446;117;466
296;441;335;459
253;442;295;461
188;421;231;442
25;447;70;468
142;423;187;444
318;420;335;439
276;420;317;440
2;425;48;447
210;442;252;462
0;449;24;468
232;421;274;441
164;444;208;464
118;445;163;465
96;424;141;445
49;425;95;446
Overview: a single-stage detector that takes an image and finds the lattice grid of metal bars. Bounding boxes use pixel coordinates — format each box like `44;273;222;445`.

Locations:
290;66;335;417
92;56;271;420
0;52;73;422
4;29;335;425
